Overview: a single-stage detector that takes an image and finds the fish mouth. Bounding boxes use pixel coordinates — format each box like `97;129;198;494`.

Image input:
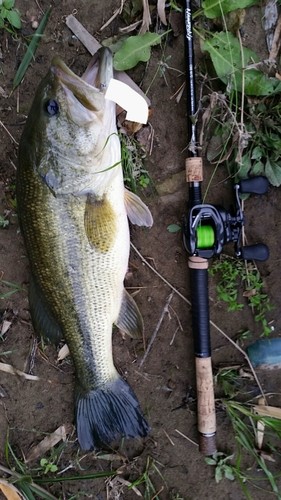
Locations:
50;48;113;118
82;47;113;91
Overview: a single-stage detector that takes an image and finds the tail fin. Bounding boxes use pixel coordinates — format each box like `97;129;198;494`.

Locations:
75;376;150;451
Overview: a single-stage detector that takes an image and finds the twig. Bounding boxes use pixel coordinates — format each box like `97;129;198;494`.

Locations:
139;292;174;367
170;326;179;346
99;0;124;31
170;81;186;101
169;305;183;332
131;243;266;401
175;429;198;447
134;370;151;382
151;486;164;500
163;429;175;446
0;120;18;145
34;0;44;15
209;319;266;403
131;243;190;304
27;337;38;375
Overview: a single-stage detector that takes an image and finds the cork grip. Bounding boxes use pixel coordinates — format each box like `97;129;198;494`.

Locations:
186;157;203;183
195;357;217;455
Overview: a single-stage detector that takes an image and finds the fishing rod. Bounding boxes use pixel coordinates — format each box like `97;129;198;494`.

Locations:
182;0;269;456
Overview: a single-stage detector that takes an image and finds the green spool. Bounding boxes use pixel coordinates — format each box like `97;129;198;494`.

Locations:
196;225;215;249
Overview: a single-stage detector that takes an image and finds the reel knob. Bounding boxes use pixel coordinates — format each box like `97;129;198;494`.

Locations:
239;176;269;195
239;244;269;261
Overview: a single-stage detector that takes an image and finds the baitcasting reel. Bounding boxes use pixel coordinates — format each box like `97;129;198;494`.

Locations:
182;176;269;261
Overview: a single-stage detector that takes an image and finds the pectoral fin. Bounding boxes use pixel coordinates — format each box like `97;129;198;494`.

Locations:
84;194;117;252
124;188;153;227
29;275;62;345
116;289;144;338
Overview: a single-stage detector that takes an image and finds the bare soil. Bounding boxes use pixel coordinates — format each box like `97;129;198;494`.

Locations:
1;2;281;499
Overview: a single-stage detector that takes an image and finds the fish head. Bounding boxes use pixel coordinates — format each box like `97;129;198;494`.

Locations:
20;48;120;195
50;47;114;127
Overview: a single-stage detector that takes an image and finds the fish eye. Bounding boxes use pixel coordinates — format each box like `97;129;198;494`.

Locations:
45;99;59;116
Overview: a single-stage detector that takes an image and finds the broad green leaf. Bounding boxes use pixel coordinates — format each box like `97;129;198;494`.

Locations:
251;146;263;161
102;35;129;54
215;466;223;483
266;133;281;150
238;152;251;179
3;0;15;8
167;224;181;233
250;160;264;176
202;0;259;19
13;6;52;89
205;457;217;465
224;468;235;481
1;6;8;18
6;9;21;29
113;32;162;71
265;158;281;186
206;127;230;161
203;32;281;95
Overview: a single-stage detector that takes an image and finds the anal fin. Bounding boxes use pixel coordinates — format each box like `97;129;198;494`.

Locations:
116;289;144;338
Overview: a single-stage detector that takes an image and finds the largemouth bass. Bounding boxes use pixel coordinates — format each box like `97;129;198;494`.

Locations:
17;48;153;450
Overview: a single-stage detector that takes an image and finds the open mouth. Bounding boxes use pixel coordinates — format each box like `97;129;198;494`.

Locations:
50;48;113;124
51;48;113;112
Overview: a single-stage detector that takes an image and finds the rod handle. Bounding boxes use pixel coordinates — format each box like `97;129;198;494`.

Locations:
196;357;217;455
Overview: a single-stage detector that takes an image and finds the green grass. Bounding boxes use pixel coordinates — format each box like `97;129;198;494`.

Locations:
224;400;281;499
1;430;118;500
0;215;9;228
120;133;153;193
129;456;166;500
209;255;274;336
0;280;26;299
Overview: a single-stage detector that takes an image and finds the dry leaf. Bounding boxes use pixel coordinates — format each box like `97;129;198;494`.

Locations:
157;0;167;25
117;110;143;135
256;449;276;462
139;0;151;34
243;289;256;298
1;320;12;336
57;343;70;361
26;424;73;462
0;480;25;500
238;368;254;380
0;87;8;98
257;419;265;450
0;362;40;381
97;453;127;463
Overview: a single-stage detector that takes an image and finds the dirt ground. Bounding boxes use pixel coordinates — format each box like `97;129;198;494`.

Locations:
1;1;281;499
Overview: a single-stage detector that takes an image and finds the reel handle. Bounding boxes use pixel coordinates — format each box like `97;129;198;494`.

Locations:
240;243;269;261
189;256;217;455
239;176;269;195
